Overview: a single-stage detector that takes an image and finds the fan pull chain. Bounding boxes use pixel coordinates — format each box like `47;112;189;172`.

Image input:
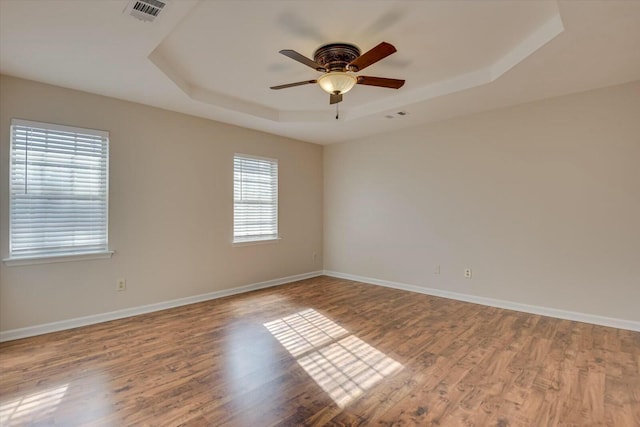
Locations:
336;102;339;120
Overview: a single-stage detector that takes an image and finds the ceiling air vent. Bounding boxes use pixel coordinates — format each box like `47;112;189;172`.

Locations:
124;0;167;22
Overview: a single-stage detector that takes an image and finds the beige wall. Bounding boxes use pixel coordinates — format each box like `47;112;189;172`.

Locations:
324;81;640;322
0;75;323;331
2;75;638;333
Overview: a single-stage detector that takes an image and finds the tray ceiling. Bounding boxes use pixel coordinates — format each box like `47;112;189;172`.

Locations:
1;0;639;144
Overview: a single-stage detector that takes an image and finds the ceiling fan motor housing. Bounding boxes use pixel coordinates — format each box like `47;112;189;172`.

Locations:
314;43;361;72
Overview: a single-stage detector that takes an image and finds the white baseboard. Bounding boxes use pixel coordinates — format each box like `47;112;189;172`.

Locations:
0;271;323;342
5;269;637;342
323;270;640;332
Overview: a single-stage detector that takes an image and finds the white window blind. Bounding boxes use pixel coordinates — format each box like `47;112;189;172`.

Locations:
9;119;109;259
234;154;278;242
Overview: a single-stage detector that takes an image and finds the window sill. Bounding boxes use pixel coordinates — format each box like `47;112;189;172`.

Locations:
232;237;281;247
3;251;114;267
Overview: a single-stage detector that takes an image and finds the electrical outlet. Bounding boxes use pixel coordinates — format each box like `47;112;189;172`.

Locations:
116;278;126;291
313;252;318;261
464;268;472;279
434;264;440;274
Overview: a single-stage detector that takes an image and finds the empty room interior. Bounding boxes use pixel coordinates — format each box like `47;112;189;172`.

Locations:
0;1;639;426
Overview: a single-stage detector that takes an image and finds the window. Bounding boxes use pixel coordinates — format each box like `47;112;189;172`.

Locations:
8;119;109;260
233;154;278;243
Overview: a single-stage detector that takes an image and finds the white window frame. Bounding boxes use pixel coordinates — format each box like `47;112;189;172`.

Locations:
233;153;279;244
4;119;111;264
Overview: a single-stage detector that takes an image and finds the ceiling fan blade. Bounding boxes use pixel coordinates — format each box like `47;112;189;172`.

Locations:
347;42;397;72
279;49;326;71
270;80;317;90
357;76;405;89
330;93;343;104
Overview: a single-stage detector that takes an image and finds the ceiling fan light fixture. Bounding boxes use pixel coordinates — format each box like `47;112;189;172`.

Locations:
318;72;357;95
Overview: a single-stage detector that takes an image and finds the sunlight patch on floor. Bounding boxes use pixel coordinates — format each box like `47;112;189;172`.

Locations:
264;308;349;357
264;309;402;408
0;384;68;426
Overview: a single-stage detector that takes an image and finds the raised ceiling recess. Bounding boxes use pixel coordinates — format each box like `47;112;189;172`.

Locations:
149;1;565;123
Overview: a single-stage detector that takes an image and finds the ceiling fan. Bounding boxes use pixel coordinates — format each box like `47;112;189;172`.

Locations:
270;42;405;105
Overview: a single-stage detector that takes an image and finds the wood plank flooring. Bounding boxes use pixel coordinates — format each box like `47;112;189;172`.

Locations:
1;276;639;426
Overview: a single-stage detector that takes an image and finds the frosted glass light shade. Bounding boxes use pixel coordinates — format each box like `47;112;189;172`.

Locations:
318;72;357;95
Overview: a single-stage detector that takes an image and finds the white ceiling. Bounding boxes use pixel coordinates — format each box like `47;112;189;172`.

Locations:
1;0;639;145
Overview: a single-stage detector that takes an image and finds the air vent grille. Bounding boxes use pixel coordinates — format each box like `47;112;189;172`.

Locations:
124;0;167;22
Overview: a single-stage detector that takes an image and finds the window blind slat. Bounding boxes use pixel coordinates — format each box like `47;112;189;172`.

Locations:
233;154;278;242
9;119;109;258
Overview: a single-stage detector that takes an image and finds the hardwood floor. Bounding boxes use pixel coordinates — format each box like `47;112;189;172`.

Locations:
1;276;639;426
